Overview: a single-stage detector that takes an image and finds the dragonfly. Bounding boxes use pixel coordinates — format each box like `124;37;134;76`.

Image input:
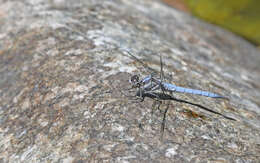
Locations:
123;50;236;121
129;54;226;100
121;50;236;137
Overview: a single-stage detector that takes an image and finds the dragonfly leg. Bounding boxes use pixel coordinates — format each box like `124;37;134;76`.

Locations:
139;84;143;100
151;100;157;116
119;87;146;102
151;98;162;115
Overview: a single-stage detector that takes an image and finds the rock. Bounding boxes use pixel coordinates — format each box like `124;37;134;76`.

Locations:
0;0;259;162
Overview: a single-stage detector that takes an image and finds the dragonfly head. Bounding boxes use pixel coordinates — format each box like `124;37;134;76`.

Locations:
129;75;141;88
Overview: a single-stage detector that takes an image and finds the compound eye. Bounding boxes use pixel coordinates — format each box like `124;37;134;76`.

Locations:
130;75;139;84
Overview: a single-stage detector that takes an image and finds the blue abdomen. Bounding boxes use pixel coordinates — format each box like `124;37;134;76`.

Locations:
163;83;225;98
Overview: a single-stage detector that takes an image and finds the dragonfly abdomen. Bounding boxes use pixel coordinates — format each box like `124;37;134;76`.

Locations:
163;83;225;98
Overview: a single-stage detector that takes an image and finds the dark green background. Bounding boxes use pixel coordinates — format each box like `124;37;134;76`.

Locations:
184;0;260;45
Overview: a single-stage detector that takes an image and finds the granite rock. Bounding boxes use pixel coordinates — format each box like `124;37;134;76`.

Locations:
0;0;260;162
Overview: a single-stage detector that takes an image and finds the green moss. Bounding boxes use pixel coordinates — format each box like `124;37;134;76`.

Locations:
184;0;260;45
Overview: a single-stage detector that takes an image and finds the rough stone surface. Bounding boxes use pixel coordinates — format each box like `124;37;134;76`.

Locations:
0;0;260;162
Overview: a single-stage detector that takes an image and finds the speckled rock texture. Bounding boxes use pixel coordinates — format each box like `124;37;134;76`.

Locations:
0;0;260;162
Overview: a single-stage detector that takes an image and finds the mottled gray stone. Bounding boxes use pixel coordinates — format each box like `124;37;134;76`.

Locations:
0;0;260;162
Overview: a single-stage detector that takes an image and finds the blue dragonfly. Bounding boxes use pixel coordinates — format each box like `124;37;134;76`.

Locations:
123;50;235;122
123;51;237;137
127;52;227;100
